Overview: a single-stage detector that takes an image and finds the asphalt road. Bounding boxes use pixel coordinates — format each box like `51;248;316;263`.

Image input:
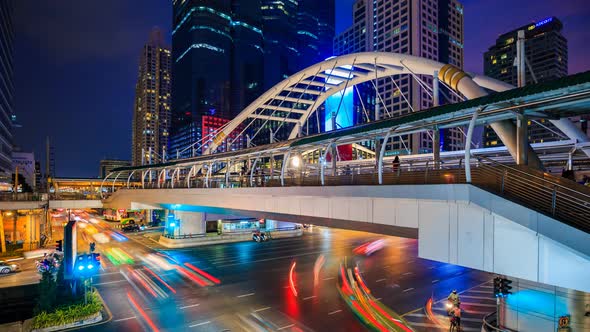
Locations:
79;223;495;332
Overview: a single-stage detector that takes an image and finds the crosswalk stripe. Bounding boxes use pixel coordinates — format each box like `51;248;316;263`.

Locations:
459;295;496;301
465;289;493;294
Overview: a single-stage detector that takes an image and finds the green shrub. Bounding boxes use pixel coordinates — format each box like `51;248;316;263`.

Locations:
32;291;102;329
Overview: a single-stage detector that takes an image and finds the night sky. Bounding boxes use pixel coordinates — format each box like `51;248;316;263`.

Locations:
13;0;590;177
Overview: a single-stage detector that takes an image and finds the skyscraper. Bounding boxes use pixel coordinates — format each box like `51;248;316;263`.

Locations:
483;17;569;147
0;1;15;175
171;1;264;158
131;28;172;166
334;0;465;154
170;0;335;157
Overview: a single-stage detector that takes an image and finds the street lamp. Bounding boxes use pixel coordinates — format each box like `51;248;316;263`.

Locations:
291;156;301;168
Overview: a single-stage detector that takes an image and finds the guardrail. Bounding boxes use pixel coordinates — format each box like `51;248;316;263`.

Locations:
161;226;302;240
125;158;590;234
473;156;590;234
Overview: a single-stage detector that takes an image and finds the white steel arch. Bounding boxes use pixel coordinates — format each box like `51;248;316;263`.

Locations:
203;52;545;166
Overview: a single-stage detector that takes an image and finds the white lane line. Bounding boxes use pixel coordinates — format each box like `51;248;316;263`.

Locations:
237;292;255;298
114;316;136;322
94;279;127;286
322;277;335;281
189;321;211;328
328;309;342;315
428;266;436;269
254;306;271;312
180;303;200;309
277;324;295;330
376;278;387;283
303;295;316;300
376;297;382;301
402;287;414;293
402;272;413;276
431;279;439;283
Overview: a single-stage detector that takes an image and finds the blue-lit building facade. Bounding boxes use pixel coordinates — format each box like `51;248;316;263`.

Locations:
0;1;14;175
170;0;335;158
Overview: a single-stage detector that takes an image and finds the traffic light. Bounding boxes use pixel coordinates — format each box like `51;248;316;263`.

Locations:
500;278;513;296
494;276;513;297
74;253;101;277
89;242;96;252
55;240;63;252
493;277;502;297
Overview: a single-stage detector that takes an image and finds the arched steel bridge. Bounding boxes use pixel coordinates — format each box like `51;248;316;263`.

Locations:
102;53;590;193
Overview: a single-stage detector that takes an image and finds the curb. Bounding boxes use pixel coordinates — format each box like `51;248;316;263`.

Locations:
32;288;113;332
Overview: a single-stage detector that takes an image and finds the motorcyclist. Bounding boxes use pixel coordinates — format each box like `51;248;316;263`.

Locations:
447;289;460;307
450;301;461;331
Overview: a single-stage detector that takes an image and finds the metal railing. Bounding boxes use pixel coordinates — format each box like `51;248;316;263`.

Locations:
472;156;590;234
162;226;302;240
125;158;590;234
0;192;46;202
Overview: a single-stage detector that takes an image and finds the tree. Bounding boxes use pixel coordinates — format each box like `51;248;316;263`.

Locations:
35;271;57;314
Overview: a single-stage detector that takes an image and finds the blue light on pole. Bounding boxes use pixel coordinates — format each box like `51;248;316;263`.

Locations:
170;222;176;227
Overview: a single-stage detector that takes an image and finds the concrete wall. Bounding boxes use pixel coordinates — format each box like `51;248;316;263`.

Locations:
104;184;590;293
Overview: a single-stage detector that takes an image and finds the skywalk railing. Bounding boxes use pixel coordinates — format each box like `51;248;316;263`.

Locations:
127;158;590;234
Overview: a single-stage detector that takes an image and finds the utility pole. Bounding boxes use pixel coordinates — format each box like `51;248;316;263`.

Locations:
45;136;52;240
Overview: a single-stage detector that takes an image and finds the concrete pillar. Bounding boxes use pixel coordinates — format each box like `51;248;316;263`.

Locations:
516;113;528;166
0;212;5;253
145;210;152;225
175;211;206;236
490;121;542;169
433;129;440;170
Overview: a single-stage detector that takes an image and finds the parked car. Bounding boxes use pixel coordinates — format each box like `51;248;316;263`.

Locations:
0;262;19;274
122;223;140;232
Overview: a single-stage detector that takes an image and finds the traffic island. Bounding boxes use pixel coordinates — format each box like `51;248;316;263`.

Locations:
158;228;303;248
30;288;111;332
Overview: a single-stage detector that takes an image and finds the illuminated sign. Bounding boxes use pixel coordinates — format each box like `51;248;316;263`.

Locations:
535;17;553;28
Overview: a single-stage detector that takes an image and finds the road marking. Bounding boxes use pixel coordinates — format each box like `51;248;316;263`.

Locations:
114;316;136;322
376;278;386;283
328;309;342;315
376;297;382;301
303;295;316;300
322;277;335;281
189;321;211;328
460;295;495;301
402;287;414;293
180;303;200;309
402;272;413;276
406;260;415;264
428;266;436;269
237;292;255;298
466;289;493;294
94;279;127;286
431;279;439;283
254;306;271;312
277;324;295;330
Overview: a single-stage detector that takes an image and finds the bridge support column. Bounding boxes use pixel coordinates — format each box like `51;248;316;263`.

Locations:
174;211;206;236
516;113;528;166
490;120;542;169
550;118;590;157
433;129;440;170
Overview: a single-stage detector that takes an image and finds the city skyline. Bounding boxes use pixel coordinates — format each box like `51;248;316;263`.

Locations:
11;0;590;177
